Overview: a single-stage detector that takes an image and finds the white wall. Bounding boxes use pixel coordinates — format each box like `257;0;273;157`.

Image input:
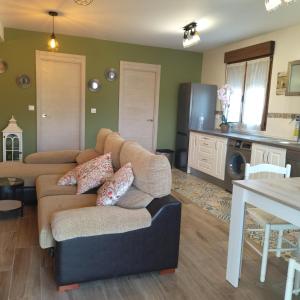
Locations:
0;22;4;42
202;23;300;140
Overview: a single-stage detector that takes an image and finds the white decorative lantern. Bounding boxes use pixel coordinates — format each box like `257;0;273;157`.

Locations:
2;116;23;162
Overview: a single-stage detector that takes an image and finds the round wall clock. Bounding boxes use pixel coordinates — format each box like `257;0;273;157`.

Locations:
16;74;31;88
0;60;8;74
104;68;118;82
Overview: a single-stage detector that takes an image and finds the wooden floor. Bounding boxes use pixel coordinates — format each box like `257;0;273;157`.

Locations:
0;195;291;300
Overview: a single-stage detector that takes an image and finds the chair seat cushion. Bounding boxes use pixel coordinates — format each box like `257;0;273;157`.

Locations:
247;207;289;226
36;175;77;200
38;194;97;249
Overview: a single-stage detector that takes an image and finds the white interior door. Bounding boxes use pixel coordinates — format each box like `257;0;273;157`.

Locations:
119;61;161;152
36;51;85;151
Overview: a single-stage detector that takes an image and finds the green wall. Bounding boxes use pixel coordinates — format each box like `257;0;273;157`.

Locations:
0;28;202;160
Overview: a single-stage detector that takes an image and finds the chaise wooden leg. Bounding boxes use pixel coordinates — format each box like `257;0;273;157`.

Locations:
159;268;176;275
58;283;80;293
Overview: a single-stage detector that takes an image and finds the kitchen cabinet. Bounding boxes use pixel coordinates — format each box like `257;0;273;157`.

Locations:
250;143;286;178
188;132;228;180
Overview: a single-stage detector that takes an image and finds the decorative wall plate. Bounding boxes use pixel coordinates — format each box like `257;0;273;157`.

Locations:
0;60;8;74
88;79;101;92
104;68;118;81
16;74;31;88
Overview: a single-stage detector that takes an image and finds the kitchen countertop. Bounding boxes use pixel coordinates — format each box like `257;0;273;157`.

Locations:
190;129;300;152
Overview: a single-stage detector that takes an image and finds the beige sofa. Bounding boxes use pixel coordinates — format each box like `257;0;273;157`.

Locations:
37;129;171;249
0;128;181;289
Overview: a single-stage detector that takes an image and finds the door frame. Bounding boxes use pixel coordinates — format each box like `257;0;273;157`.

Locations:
119;61;161;152
35;50;86;151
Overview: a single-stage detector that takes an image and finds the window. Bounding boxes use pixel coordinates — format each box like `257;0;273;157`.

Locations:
226;57;271;130
224;41;274;131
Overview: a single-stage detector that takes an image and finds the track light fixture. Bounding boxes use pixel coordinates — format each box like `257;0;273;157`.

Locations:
48;11;59;51
183;22;200;48
265;0;296;11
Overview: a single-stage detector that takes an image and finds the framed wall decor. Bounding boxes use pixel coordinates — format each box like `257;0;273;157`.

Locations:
276;72;288;95
286;60;300;96
16;74;31;88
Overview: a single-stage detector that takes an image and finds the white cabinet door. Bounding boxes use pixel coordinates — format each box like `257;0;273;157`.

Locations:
267;147;286;166
188;132;198;170
250;144;267;165
250;143;286;179
214;138;228;180
187;132;228;180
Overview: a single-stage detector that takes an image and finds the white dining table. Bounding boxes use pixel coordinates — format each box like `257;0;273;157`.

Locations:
226;177;300;287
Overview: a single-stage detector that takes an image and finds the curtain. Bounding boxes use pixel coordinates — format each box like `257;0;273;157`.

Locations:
226;62;246;123
242;57;270;130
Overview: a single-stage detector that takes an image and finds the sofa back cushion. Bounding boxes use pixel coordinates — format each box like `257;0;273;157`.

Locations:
25;150;80;164
120;141;171;198
76;149;100;164
95;128;113;154
103;133;125;170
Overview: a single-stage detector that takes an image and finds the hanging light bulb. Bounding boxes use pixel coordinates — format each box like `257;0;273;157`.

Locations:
48;11;59;51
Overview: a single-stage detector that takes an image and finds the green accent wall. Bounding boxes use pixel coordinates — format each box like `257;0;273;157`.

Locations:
0;28;202;160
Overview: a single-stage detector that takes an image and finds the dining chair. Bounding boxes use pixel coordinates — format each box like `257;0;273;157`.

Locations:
244;163;298;283
285;232;300;300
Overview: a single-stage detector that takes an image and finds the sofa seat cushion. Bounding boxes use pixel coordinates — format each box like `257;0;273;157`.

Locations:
116;186;153;209
120;141;172;198
38;194;96;249
25;150;80;164
36;175;77;200
51;206;151;242
0;162;76;187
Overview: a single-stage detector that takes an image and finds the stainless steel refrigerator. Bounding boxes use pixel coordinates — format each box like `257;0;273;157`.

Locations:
175;83;217;170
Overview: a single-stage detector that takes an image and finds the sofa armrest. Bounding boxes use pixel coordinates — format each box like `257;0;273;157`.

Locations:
25;150;80;164
51;206;151;242
146;194;181;220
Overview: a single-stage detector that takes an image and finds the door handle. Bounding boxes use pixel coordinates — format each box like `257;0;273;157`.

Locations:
42;114;48;118
147;119;154;122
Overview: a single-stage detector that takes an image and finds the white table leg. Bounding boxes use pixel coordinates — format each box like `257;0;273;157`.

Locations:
226;185;247;287
294;236;300;294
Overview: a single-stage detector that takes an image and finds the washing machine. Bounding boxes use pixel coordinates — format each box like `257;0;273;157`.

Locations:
224;138;252;192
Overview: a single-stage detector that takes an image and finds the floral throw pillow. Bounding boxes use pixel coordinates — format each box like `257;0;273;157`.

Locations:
76;153;114;194
96;163;134;206
57;168;77;186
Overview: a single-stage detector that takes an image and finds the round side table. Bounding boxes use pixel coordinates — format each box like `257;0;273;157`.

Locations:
0;177;24;218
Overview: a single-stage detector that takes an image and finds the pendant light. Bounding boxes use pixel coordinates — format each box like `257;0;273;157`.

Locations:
48;11;59;51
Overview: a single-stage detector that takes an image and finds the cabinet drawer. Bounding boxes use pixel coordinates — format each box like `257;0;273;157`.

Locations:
197;152;214;174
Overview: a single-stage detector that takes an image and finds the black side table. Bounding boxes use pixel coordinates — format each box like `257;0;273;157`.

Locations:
0;177;24;218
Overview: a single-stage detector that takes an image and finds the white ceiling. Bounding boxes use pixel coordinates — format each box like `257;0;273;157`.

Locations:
0;0;300;52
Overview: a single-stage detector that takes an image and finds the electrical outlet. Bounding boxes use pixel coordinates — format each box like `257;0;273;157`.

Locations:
91;108;96;114
28;105;35;111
